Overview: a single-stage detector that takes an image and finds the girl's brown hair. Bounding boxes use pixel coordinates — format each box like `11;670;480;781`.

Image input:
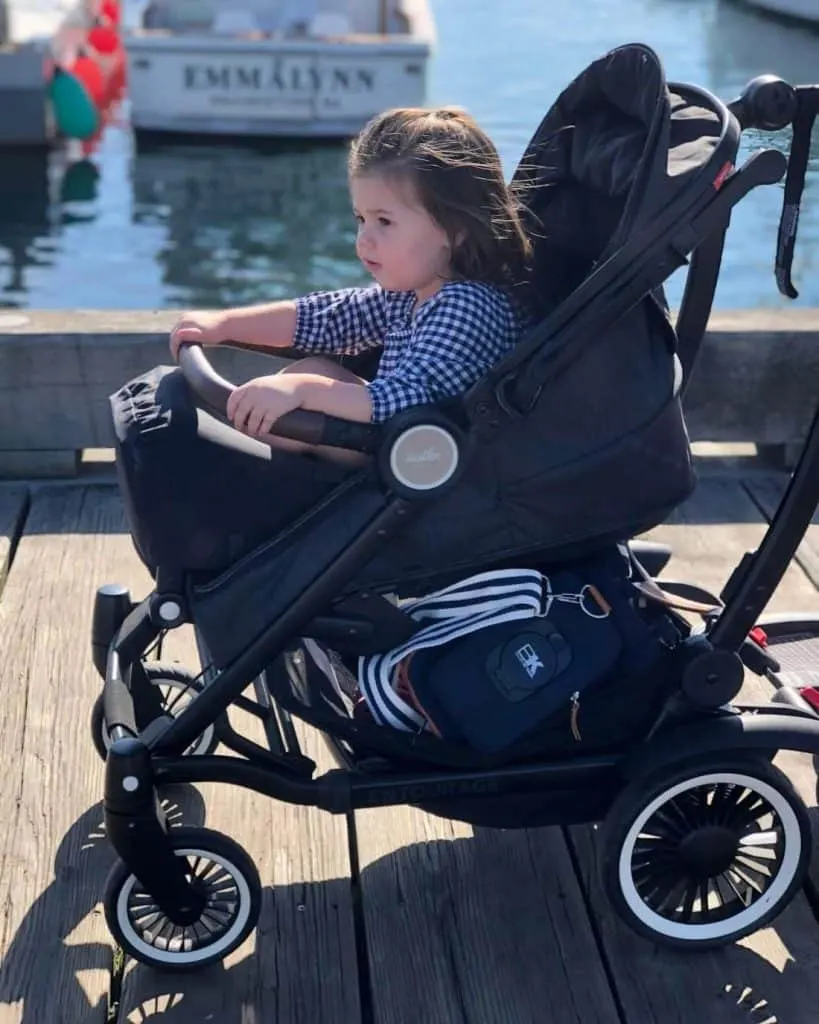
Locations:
348;107;532;292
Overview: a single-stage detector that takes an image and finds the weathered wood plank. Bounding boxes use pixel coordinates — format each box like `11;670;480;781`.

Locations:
0;485;27;591
353;806;620;1023
568;477;819;1024
649;476;819;621
746;474;819;594
0;487;150;1024
117;636;361;1020
0;484;360;1024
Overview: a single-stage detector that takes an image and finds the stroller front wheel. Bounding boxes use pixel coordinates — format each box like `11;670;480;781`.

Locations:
90;663;217;760
104;827;262;971
600;757;810;950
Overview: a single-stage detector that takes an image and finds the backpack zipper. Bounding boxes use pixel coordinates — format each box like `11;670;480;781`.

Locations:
570;691;582;741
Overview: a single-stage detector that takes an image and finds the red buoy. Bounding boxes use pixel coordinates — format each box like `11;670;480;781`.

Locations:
69;52;106;109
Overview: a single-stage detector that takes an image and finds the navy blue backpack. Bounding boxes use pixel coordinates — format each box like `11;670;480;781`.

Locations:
358;548;680;754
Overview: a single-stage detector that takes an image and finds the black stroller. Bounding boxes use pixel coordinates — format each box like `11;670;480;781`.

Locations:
93;44;819;967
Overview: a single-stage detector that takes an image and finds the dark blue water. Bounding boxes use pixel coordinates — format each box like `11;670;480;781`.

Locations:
2;0;819;310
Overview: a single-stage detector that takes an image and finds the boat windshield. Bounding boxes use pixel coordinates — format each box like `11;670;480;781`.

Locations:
140;0;390;36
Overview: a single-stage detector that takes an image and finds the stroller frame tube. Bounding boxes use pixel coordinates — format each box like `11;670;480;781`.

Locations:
150;750;623;813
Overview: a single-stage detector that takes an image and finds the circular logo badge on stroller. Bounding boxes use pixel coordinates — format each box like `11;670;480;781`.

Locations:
389;424;460;491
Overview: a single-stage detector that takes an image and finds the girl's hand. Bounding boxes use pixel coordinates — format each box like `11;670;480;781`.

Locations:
170;310;229;360
226;374;301;436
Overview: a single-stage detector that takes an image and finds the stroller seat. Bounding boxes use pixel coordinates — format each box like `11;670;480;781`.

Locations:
112;43;748;672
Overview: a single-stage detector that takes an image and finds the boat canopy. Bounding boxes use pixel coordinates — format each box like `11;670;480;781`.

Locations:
140;0;413;37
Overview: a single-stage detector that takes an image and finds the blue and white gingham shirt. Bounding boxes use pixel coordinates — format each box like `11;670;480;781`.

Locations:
292;280;523;423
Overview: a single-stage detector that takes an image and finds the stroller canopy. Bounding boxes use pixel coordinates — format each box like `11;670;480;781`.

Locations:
511;43;726;321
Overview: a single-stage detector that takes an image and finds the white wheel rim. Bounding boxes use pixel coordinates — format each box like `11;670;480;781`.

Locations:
116;847;253;966
617;771;802;943
101;677;215;757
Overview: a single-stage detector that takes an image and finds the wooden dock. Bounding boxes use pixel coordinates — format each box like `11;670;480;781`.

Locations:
2;453;819;1023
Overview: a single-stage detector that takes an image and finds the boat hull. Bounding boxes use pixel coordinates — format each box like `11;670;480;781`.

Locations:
126;34;431;138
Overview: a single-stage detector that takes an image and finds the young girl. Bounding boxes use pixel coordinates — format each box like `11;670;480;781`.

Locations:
170;107;531;454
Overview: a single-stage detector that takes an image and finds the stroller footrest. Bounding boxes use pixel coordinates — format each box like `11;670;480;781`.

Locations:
762;622;819;692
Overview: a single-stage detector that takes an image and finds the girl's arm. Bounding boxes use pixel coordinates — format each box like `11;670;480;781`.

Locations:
227;372;373;435
291;374;373;422
171;286;388;359
212;301;297;350
170;301;296;357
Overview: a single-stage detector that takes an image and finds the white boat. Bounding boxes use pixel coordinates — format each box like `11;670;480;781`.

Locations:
739;0;819;26
4;0;84;47
123;0;436;138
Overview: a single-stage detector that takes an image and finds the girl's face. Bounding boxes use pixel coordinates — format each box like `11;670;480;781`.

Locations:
351;172;452;302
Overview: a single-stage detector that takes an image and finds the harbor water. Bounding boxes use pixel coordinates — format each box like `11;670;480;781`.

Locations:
2;0;819;311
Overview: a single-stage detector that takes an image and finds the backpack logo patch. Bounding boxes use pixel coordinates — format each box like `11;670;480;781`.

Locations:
515;643;545;679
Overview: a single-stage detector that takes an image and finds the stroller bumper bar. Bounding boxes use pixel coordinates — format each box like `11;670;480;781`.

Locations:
177;343;471;499
177;343;381;454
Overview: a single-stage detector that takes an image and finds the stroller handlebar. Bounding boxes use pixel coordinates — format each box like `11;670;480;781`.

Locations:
729;77;819;300
176;343;381;454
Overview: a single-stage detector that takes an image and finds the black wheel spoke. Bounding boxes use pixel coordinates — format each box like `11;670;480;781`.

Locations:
724;791;768;831
678;789;711;829
677;882;698;922
734;853;774;880
721;870;754;908
198;861;226;884
707;784;743;825
729;863;767;896
738;833;778;860
162;916;179;942
201;909;231;932
652;801;692;840
697;879;711;916
133;917;159;935
656;879;690;915
208;892;240;908
636;865;688;908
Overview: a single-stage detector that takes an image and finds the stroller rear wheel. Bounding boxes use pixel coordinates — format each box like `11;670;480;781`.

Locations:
104;827;262;971
90;663;217;760
600;757;810;949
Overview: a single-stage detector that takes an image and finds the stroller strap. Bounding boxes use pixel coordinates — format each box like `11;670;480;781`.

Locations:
633;577;720;616
776;87;819;300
